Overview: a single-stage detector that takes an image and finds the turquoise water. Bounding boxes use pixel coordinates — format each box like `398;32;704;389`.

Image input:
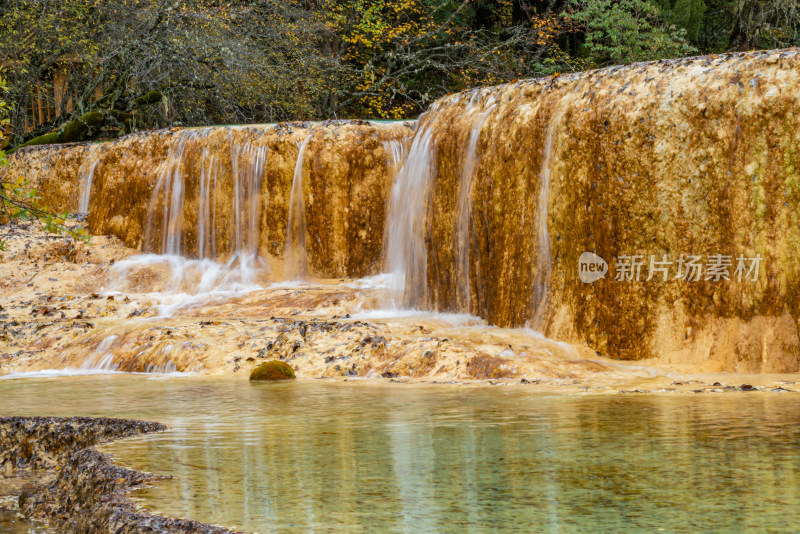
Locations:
2;376;800;532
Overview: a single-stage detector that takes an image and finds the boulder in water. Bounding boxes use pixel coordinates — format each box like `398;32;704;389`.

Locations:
249;360;296;381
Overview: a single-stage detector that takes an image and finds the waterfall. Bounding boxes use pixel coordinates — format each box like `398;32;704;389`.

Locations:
77;159;100;214
455;93;496;312
382;95;497;313
529;121;557;328
383;108;441;307
382;139;406;177
80;335;119;371
530;95;573;330
144;131;197;256
229;140;268;284
9;48;800;365
197;148;217;260
284;135;312;280
78;334;197;374
114;128;270;312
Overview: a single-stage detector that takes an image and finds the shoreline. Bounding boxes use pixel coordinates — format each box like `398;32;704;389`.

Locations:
3;371;798;397
0;416;240;534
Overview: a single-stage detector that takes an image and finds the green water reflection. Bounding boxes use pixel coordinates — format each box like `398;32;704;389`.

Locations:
2;376;800;533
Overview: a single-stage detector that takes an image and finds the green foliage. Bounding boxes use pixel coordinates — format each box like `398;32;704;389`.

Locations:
323;0;572;118
653;0;707;43
653;0;800;53
725;0;800;50
568;0;697;66
0;75;89;251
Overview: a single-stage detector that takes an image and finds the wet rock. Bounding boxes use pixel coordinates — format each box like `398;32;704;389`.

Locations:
2;417;243;533
0;416;165;471
249;360;296;381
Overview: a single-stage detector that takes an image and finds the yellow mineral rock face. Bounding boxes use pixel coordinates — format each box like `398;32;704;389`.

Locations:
418;48;800;369
8;121;413;280
6;48;800;372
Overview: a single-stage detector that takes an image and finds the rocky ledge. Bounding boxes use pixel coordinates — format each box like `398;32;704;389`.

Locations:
0;416;241;533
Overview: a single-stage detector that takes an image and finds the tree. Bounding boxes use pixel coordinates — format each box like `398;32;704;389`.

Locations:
6;0;773;136
568;0;697;66
0;74;89;250
320;0;572;119
652;0;707;43
727;0;800;50
1;0;333;149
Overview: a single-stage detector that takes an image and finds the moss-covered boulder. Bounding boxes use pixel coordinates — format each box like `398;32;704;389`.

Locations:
249;360;296;381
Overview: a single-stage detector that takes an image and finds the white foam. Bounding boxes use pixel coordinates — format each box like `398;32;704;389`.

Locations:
267;279;310;289
350;308;485;327
346;273;397;290
0;368;124;379
0;368;197;380
104;253;263;318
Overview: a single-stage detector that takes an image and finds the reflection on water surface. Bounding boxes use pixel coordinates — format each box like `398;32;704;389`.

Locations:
2;376;800;533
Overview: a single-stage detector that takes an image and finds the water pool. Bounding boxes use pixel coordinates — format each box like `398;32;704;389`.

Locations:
2;376;799;533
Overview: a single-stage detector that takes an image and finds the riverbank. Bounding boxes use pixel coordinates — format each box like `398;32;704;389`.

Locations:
0;416;240;533
0;223;798;394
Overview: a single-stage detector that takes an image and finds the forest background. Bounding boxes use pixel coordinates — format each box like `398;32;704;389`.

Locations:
0;0;798;149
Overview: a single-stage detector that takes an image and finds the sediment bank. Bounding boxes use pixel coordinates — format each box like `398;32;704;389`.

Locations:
0;416;241;533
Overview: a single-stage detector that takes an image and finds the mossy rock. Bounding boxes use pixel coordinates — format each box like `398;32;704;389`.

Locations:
249;360;296;381
134;90;163;106
18;131;61;148
61;111;105;141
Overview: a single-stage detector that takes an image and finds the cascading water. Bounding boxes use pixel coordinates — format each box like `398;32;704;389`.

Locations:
455;92;496;312
145;131;196;256
12;48;800;367
229;139;268;285
382;139;406;177
197;147;218;260
77;157;100;214
284;135;312;280
383;106;441;308
75;334;199;374
79;335;120;371
529;95;573;330
110;128;271;315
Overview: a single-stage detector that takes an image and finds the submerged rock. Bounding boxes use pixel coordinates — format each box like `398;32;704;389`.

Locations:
250;360;296;381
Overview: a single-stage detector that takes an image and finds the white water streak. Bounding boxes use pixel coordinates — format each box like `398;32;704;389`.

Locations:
456;95;496;311
77;159;100;214
119;129;269;315
230;140;268;284
285;135;312;280
383;109;440;308
530;102;570;329
80;335;119;370
197;149;217;259
145;132;197;256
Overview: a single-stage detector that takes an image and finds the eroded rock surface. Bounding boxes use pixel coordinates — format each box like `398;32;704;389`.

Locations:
0;224;614;384
0;416;240;534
